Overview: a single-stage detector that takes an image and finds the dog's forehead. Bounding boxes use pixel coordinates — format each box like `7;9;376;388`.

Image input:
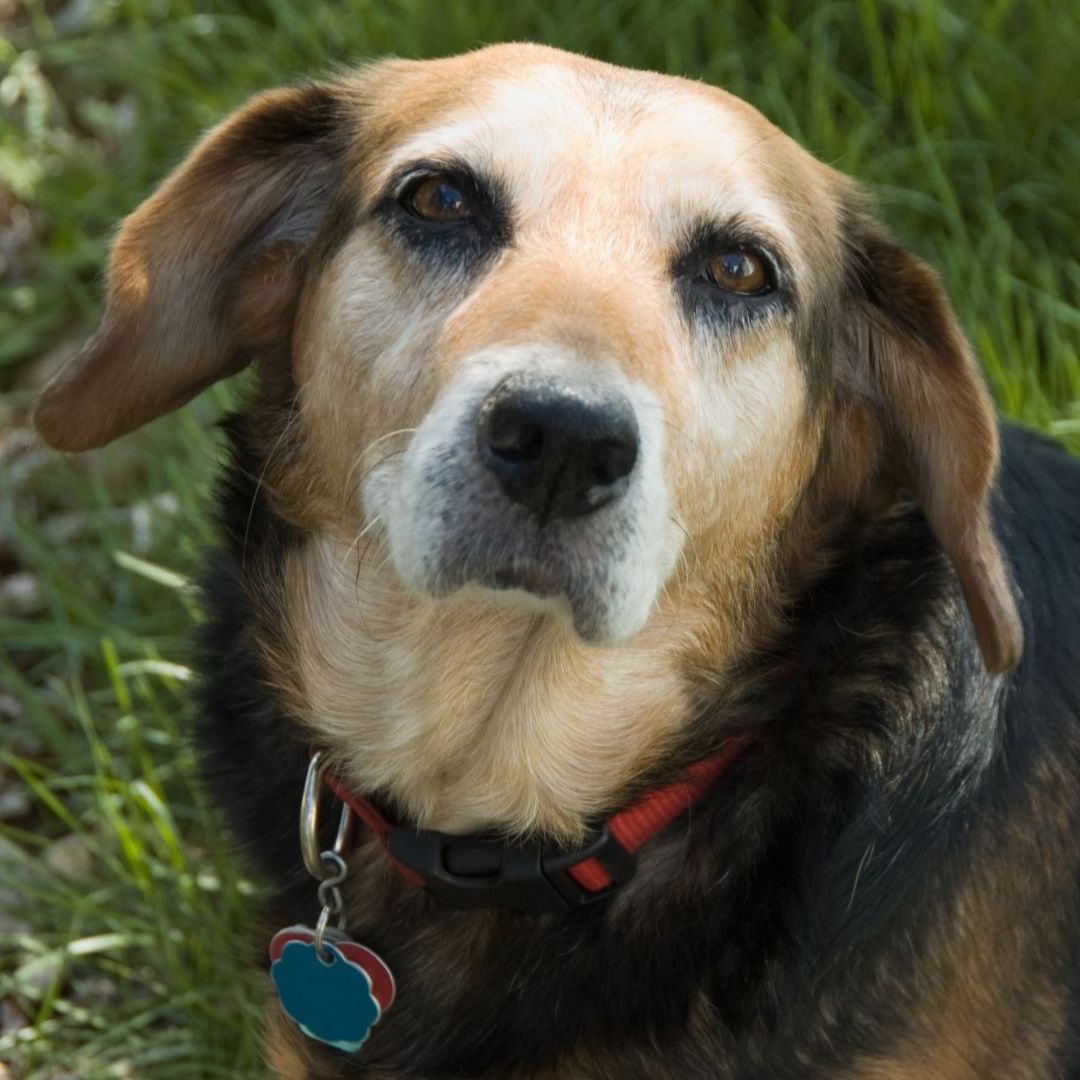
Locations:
355;47;836;257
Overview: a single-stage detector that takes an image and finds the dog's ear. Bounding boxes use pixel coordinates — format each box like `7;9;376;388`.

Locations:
33;82;345;452
837;196;1023;673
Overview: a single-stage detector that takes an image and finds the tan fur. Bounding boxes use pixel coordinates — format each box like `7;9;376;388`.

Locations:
264;1002;323;1080
283;540;701;841
844;749;1076;1080
849;901;1067;1080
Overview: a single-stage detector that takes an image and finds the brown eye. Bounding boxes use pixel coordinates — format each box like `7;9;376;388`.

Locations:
404;175;471;223
707;248;771;295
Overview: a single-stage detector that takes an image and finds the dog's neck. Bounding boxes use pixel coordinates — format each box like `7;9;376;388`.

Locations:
279;530;739;844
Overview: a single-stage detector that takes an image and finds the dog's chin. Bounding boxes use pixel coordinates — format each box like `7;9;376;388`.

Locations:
418;555;645;645
488;562;562;600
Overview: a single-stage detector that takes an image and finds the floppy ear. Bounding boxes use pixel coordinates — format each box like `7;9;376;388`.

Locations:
838;198;1023;674
32;82;345;452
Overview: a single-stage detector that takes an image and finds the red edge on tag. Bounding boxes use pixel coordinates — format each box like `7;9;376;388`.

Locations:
335;940;396;1011
270;926;396;1013
269;927;312;961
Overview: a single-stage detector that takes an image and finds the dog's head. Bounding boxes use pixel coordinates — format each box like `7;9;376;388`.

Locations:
34;45;1021;726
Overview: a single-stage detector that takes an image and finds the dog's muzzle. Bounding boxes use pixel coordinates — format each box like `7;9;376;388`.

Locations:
366;348;673;643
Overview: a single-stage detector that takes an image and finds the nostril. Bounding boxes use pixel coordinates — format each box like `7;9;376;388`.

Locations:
486;413;544;464
591;439;637;488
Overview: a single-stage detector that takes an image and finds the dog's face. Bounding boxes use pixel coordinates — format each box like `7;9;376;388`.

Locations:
299;53;837;647
33;45;1022;835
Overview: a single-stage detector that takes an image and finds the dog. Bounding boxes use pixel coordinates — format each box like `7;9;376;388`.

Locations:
32;43;1080;1079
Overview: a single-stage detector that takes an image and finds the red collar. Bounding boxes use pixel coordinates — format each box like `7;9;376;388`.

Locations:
322;736;751;913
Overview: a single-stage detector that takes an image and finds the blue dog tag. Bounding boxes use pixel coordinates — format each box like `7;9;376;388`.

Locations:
270;927;394;1053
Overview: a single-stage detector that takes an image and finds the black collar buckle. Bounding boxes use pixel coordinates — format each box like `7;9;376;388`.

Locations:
386;823;637;914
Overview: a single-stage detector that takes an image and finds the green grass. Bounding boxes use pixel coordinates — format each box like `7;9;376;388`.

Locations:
1;0;1077;1076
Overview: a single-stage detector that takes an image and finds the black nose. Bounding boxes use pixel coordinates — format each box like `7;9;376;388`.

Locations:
477;373;639;522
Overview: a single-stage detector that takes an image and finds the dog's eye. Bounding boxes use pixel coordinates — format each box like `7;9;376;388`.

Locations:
707;248;772;296
402;175;472;224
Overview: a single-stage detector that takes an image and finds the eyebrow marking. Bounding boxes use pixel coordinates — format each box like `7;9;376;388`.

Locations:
374;114;497;192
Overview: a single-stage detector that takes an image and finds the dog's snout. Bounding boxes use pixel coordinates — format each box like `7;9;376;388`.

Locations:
477;373;639;522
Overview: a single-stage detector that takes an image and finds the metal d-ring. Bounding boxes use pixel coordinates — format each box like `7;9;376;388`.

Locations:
300;750;356;881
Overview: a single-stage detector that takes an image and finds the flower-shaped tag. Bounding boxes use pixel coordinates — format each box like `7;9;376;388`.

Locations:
270;926;395;1053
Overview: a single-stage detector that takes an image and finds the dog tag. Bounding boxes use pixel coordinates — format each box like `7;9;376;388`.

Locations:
270;926;395;1053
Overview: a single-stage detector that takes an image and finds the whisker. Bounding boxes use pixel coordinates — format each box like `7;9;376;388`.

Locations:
351;447;409;505
340;429;416;515
364;427;418;453
343;515;383;568
661;417;695;449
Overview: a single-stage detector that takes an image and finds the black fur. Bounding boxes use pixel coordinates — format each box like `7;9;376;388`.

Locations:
197;421;1080;1078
